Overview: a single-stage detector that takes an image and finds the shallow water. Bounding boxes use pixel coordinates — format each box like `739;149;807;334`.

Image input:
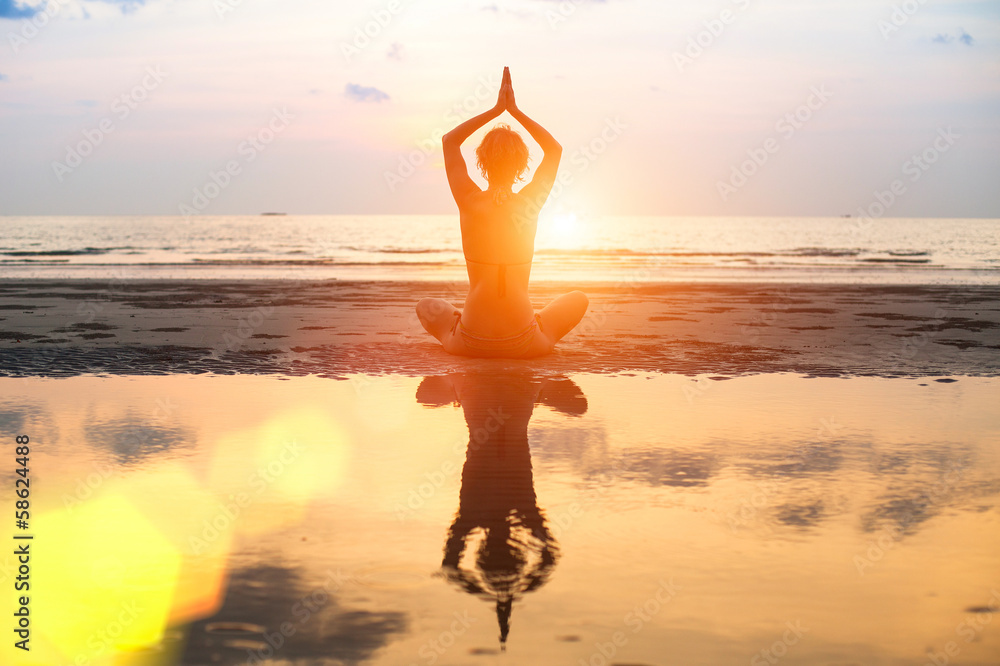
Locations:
1;372;998;665
2;215;998;284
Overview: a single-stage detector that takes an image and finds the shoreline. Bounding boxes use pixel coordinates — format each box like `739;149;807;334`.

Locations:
1;278;998;378
2;269;997;286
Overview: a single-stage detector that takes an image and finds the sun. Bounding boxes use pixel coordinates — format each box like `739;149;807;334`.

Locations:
537;211;586;250
551;212;579;237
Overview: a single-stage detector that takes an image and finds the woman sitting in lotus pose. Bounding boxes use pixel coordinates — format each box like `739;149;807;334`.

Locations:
416;67;589;358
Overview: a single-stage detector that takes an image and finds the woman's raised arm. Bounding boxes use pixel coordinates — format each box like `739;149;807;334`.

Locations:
443;105;503;149
441;71;510;203
503;70;563;204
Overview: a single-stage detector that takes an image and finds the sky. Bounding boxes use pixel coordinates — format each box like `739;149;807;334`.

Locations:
0;0;998;217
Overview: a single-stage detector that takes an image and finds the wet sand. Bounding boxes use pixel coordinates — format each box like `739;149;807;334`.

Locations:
0;279;998;378
2;372;998;665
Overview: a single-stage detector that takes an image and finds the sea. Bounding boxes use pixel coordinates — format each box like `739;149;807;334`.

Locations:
1;215;998;284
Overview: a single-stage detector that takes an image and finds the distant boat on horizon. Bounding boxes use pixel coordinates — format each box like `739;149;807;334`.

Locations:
261;212;287;216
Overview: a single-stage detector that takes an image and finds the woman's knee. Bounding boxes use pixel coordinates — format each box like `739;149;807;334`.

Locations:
415;299;432;324
564;291;589;319
417;298;448;320
416;299;449;334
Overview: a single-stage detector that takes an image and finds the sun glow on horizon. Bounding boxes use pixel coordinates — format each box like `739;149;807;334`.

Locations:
537;211;588;250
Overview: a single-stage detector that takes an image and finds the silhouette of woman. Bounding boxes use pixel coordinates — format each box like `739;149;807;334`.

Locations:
416;67;589;358
416;369;588;648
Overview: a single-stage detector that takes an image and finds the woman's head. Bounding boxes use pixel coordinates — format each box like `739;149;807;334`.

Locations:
476;124;529;187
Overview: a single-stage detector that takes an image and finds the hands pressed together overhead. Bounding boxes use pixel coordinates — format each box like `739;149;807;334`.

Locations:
495;66;518;114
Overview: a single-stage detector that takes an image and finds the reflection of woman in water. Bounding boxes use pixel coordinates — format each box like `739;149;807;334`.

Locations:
416;370;587;648
416;67;589;358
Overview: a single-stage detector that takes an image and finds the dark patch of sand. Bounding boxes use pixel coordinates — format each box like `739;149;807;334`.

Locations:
0;279;998;379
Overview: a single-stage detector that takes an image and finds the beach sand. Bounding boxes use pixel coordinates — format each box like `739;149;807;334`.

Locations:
2;280;999;665
0;279;998;378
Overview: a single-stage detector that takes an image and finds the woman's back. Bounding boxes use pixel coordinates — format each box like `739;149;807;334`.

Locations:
459;190;538;336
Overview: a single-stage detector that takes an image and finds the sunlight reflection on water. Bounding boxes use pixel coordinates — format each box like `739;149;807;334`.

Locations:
0;372;998;665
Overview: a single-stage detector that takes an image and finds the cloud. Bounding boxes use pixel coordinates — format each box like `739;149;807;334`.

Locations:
0;0;146;19
0;0;38;19
179;564;407;664
387;42;404;61
104;0;147;13
0;73;8;82
84;416;193;462
344;83;389;103
932;28;974;46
